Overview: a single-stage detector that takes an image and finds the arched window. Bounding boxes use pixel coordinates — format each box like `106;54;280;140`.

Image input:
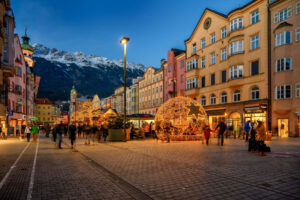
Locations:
233;90;240;102
251;87;259;100
201;96;206;106
221;92;227;104
210;94;216;105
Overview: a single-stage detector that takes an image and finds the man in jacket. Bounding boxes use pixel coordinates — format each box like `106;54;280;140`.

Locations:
57;122;64;149
215;120;226;146
68;123;77;149
244;120;251;142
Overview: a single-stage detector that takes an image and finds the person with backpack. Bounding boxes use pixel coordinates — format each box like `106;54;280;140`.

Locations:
215;120;226;146
68;122;77;149
244;120;251;142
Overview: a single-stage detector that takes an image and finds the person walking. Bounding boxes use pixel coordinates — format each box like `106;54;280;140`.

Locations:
244;120;251;142
256;121;266;156
52;125;57;142
204;125;211;145
78;124;83;139
57;122;64;149
68;123;77;149
102;122;108;142
25;125;31;142
91;123;98;144
31;123;39;142
248;122;257;152
84;122;92;145
215;120;226;146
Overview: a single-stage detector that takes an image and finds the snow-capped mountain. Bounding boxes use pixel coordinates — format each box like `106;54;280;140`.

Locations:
33;43;145;71
32;44;146;101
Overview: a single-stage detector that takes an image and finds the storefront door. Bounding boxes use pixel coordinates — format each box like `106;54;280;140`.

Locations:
229;112;241;138
278;119;289;138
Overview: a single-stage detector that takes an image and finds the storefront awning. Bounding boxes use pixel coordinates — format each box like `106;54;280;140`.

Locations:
206;109;225;116
295;112;300;116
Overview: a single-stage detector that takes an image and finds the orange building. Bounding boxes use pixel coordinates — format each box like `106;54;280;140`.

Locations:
270;0;300;137
185;0;269;132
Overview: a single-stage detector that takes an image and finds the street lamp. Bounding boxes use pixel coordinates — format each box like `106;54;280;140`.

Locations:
120;37;130;142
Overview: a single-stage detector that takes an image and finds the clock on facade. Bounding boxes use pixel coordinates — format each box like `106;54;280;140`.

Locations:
204;17;212;29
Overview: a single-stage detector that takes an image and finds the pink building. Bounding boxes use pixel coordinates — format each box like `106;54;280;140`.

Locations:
163;49;186;101
7;35;27;135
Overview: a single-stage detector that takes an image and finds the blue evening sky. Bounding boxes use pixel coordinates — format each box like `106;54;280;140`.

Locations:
12;0;250;68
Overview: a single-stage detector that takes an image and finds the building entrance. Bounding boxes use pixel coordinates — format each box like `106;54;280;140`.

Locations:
278;119;289;138
228;112;241;138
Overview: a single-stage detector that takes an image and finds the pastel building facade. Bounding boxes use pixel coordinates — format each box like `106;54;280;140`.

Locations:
163;49;186;101
185;0;269;132
270;0;300;137
138;66;163;115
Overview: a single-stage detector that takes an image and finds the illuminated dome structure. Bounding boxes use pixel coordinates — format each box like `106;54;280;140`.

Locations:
155;96;208;141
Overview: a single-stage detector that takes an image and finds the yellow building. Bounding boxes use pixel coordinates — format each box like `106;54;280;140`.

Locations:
35;98;60;125
185;0;269;132
139;66;164;115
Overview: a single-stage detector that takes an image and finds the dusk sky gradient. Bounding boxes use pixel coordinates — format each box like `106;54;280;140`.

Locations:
12;0;250;68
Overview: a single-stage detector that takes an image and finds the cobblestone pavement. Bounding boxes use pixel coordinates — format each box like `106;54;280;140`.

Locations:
74;137;300;200
0;137;136;200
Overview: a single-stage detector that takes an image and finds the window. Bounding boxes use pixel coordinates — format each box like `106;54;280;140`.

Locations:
16;67;22;76
168;64;172;72
251;34;259;50
186;78;199;90
275;85;291;99
211;74;215;85
160;85;162;91
274;6;292;23
230;18;243;32
211;33;215;44
221;92;227;104
201;77;205;88
296;83;300;98
229;40;243;55
275;58;292;72
210;94;216;105
193;43;197;52
251;87;259;100
180;60;185;68
296;28;300;42
251;10;259;24
221;70;226;83
210;53;215;65
221;27;227;39
201;96;206;106
201;57;206;68
201;39;206;48
221;48;227;61
275;31;291;46
297;2;300;14
186;59;199;71
229;65;243;80
233;90;241;102
181;74;184;83
251;61;259;75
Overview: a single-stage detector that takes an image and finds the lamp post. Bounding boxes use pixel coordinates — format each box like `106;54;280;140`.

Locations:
120;37;130;142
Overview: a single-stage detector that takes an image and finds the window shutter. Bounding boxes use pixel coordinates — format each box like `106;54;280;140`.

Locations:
297;3;300;14
274;87;278;99
287;6;292;18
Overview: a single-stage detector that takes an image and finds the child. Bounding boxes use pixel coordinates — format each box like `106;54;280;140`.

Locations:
204;126;211;145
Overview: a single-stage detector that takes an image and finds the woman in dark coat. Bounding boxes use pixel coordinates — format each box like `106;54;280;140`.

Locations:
248;122;256;152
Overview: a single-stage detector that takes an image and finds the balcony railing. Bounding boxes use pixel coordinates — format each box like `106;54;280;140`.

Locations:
228;50;244;57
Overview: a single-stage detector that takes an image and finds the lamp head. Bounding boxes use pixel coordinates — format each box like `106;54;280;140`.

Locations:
120;37;130;45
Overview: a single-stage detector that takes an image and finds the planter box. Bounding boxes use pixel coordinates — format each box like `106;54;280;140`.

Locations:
108;128;130;141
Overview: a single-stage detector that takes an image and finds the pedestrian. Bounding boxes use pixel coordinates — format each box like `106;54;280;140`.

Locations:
0;125;2;139
130;123;135;140
84;122;92;145
63;124;68;137
151;122;156;138
102;122;108;142
68;122;77;149
215;120;226;146
31;123;39;142
144;122;150;137
25;125;31;142
204;125;211;145
248;122;257;152
256;121;266;156
45;123;50;138
57;122;64;149
52;125;57;142
244;120;251;142
21;125;26;139
91;123;98;144
78;124;83;139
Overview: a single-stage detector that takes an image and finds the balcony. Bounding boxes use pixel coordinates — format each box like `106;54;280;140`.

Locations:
186;68;200;78
228;50;244;57
0;60;15;77
185;87;200;96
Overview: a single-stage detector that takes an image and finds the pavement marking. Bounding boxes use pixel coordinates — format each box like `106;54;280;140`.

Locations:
27;135;40;200
0;141;31;190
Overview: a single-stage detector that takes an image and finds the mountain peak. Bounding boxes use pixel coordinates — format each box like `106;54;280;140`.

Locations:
32;43;146;71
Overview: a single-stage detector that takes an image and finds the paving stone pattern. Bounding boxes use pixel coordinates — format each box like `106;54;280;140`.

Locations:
75;137;300;200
